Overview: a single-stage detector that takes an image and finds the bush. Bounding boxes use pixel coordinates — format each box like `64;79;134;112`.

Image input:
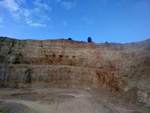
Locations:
87;37;92;42
68;38;72;40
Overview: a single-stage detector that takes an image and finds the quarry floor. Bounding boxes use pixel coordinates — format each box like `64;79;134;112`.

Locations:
0;88;149;113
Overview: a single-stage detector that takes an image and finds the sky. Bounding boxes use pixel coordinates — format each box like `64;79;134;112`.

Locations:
0;0;150;43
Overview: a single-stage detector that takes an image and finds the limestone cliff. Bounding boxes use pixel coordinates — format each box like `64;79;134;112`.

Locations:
0;37;150;105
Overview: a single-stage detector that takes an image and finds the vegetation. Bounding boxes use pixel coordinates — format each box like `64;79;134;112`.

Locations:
87;37;92;42
0;36;9;38
68;38;72;40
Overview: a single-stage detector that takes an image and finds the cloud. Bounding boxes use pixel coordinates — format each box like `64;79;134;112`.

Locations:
34;0;52;10
15;0;26;5
0;0;20;19
61;1;75;9
26;19;46;27
0;0;51;27
53;0;75;9
24;8;51;22
0;0;75;29
22;9;30;17
0;0;19;12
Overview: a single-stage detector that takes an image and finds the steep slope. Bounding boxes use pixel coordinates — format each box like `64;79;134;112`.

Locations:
0;37;150;106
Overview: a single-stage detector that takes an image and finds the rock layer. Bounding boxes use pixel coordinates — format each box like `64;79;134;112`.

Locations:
0;37;150;106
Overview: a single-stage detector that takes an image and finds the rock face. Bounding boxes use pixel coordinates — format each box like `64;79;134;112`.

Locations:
0;37;150;105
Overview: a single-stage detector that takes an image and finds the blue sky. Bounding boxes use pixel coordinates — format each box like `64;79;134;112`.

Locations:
0;0;150;43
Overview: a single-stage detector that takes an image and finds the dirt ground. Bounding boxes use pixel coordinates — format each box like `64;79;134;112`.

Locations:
0;88;149;113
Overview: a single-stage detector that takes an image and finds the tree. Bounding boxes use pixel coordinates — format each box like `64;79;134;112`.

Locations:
87;37;92;42
68;38;72;40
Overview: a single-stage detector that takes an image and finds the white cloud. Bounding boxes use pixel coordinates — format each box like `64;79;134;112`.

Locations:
22;9;30;17
24;8;50;22
22;7;50;27
15;0;26;5
1;0;26;18
34;0;52;10
0;0;75;28
61;1;75;9
0;0;20;19
0;0;50;27
26;19;46;27
0;0;19;12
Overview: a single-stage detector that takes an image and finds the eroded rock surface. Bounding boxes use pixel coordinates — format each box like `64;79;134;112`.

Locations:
0;37;150;108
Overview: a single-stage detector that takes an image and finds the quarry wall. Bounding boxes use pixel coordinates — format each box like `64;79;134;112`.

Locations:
0;37;150;105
